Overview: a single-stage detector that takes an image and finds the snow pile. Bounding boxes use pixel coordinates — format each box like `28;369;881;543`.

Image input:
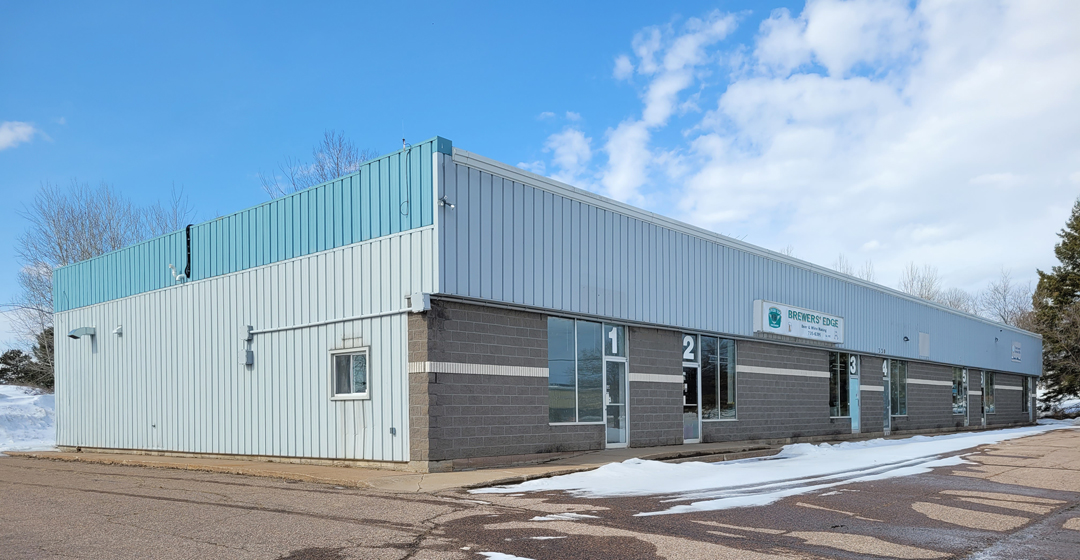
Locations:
0;385;56;453
474;423;1077;515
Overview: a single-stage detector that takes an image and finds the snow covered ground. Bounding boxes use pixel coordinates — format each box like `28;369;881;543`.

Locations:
0;384;56;454
474;421;1079;516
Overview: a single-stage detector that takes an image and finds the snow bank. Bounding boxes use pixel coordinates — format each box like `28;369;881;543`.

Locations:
0;385;56;453
474;423;1077;516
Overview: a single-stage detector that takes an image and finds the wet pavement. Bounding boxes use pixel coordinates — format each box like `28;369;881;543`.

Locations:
2;428;1079;559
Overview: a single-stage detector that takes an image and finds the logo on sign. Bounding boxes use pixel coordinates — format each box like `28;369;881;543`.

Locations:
768;307;782;328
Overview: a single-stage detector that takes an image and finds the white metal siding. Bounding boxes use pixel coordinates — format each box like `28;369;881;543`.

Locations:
55;227;435;462
438;151;1040;376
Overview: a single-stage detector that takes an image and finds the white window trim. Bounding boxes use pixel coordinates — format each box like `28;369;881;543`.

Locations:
330;347;371;401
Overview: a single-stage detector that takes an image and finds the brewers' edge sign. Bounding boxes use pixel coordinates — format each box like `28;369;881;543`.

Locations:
753;300;845;344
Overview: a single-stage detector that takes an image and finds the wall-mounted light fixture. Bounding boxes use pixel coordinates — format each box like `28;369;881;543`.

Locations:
112;325;123;336
903;336;910;342
68;327;97;340
438;196;455;209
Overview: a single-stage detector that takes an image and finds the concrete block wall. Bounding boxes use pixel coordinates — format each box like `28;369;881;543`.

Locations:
702;340;852;443
408;300;603;470
987;372;1033;426
860;355;886;434
890;361;960;433
627;327;682;447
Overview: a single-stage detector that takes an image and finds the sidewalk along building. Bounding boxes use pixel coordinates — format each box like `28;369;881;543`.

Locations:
53;136;1042;472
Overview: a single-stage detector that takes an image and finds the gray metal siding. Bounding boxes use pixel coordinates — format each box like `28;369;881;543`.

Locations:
438;151;1040;376
54;227;436;462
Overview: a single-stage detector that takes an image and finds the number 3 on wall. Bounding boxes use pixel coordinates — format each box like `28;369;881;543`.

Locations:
683;335;695;361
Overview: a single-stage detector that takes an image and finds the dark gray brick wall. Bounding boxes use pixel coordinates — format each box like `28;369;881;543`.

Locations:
703;340;853;442
987;372;1034;426
860;356;886;434
890;361;961;434
408;301;603;463
628;327;682;447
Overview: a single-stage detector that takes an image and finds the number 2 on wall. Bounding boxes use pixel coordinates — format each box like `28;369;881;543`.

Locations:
683;335;695;361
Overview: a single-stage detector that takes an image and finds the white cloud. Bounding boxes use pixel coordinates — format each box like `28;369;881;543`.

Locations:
565;111;582;122
537;111;556;120
545;128;593;186
679;0;1080;290
529;0;1080;292
613;55;634;80
0;121;37;151
517;160;546;174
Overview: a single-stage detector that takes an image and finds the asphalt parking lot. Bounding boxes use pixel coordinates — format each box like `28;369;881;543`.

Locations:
2;428;1079;560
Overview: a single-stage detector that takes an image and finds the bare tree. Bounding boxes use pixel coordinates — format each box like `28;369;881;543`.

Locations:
4;180;193;366
898;262;942;301
978;269;1034;327
833;254;854;276
778;245;796;257
144;184;195;238
857;260;876;283
260;130;379;198
937;287;977;314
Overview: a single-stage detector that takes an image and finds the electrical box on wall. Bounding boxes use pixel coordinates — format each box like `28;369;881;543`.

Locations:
239;350;253;366
407;292;431;313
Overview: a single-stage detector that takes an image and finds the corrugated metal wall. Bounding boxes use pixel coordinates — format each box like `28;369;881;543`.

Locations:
53;137;450;312
439;150;1041;376
55;227;435;462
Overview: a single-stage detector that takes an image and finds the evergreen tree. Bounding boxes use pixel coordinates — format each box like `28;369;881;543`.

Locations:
0;349;33;384
1033;197;1080;402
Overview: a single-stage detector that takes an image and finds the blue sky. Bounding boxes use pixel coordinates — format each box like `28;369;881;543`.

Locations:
3;0;1079;347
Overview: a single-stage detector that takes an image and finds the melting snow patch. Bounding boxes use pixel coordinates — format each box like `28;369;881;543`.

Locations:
478;553;537;560
474;423;1077;516
529;512;599;522
0;385;55;453
529;536;567;540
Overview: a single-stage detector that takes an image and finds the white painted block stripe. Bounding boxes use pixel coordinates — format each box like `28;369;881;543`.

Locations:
407;361;548;378
737;365;830;379
629;373;683;384
968;390;982;397
908;378;953;387
997;385;1023;391
861;385;885;391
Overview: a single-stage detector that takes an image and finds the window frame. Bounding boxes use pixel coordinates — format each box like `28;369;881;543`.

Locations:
329;347;371;401
952;367;968;416
890;359;908;417
699;335;738;422
547;318;621;425
828;352;851;419
1021;376;1030;413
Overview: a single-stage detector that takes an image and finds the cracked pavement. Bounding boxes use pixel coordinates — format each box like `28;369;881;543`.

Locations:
2;428;1079;559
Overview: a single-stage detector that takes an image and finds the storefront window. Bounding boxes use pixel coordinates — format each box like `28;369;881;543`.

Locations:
891;360;908;416
952;367;967;415
700;336;736;420
547;318;613;423
829;353;851;417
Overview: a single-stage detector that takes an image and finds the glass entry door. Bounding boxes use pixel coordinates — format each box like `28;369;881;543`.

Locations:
683;365;700;442
882;359;891;436
605;360;627;447
848;355;860;434
603;323;628;448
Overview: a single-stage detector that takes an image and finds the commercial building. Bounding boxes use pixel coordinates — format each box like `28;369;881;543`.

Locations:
54;137;1041;472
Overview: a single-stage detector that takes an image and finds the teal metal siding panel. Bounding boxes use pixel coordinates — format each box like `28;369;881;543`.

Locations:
53;136;448;312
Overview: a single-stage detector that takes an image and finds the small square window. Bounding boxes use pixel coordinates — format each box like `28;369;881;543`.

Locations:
331;349;369;399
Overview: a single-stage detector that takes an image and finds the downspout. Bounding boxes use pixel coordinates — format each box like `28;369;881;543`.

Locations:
184;224;192;279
